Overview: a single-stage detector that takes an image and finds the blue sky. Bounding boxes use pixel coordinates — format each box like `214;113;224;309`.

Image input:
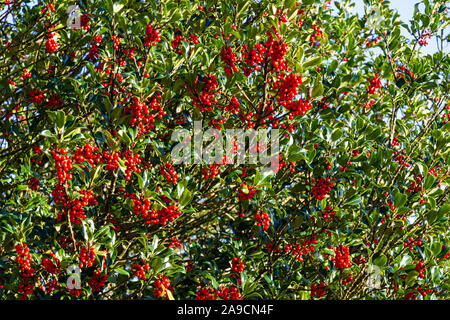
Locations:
349;0;448;55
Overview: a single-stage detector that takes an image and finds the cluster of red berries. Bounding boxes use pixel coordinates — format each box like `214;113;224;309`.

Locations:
28;177;40;191
364;99;375;109
123;150;142;181
18;281;35;299
392;136;400;147
189;34;199;45
21;68;31;80
41;253;60;274
73;143;102;168
284;237;317;262
202;74;219;92
407;175;423;193
202;163;222;180
367;73;382;94
69;288;82;297
417;286;435;298
321;206;336;222
218;286;241;300
57;189;97;225
154;275;173;299
125;97;156;136
146;93;166;125
220;46;239;76
16;244;34;279
16;244;35;299
352;255;367;264
404;291;418;300
185;260;194;272
311;282;326;298
41;2;55;16
126;193;181;225
310;25;323;44
190;75;219;112
46;94;63;109
43;278;58;294
88;270;108;293
418;30;431;46
196;287;218;300
285;98;313;117
414;261;426;278
161;163;179;184
32;145;42;155
196;286;241;300
276;9;288;24
79;245;96;269
132;262;150;280
144;24;161;46
274;73;303;107
265;27;289;72
223;96;240;114
311;177;335;200
171;31;184;54
231;257;245;275
50;147;73;184
276;156;296;173
45;32;58;53
168;237;182;248
80;14;90;30
242;44;265;75
428;164;443;179
29;89;45;104
238;183;256;201
342;274;353;285
57;235;73;250
156;205;182;225
255;211;270;231
332;245;352;269
112;35;121;51
393;151;410;168
404;237;423;251
88;43;100;60
127;192;151;216
103;151;121;171
51;185;70;211
170;31;198;53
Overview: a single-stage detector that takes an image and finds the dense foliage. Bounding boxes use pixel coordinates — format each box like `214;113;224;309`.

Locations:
0;0;449;300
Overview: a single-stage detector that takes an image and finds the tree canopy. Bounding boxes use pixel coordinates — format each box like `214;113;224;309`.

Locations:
0;0;448;300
